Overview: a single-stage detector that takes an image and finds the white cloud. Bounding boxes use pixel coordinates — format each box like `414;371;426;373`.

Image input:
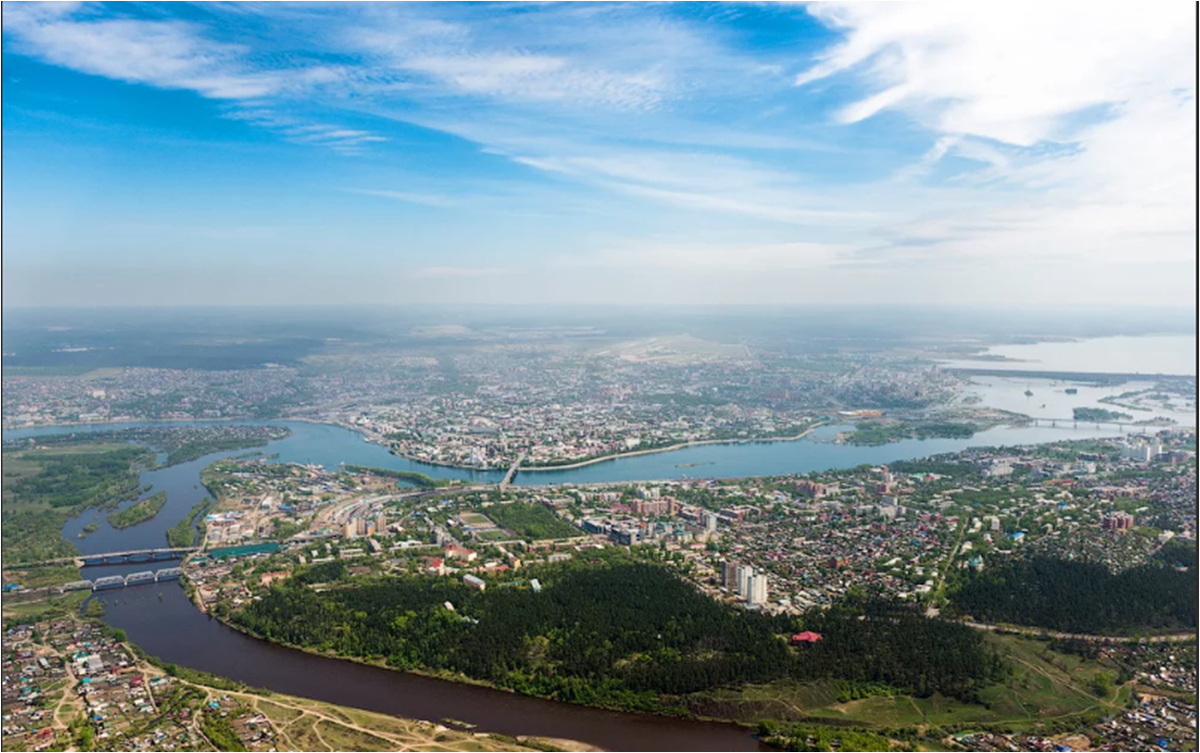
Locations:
797;4;1193;146
2;4;387;152
794;2;1196;290
400;53;666;109
4;9;279;99
220;110;388;155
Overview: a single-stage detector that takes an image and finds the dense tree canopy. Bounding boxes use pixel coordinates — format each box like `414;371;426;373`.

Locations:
233;562;1000;712
948;557;1197;634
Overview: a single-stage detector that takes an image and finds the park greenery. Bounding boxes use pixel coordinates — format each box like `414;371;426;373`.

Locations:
947;556;1197;634
231;558;1003;714
107;491;168;529
483;503;580;540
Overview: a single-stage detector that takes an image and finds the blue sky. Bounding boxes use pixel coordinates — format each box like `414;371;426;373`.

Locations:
2;2;1195;306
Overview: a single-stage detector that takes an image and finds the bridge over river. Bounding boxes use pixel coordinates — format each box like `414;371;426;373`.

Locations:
63;567;184;592
1024;416;1173;430
19;547;199;568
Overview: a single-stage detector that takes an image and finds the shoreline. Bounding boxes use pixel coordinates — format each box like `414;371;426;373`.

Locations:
188;591;758;743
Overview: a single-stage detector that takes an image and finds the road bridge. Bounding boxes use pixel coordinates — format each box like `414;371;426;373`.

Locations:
1024;416;1168;431
500;454;525;489
13;547;199;568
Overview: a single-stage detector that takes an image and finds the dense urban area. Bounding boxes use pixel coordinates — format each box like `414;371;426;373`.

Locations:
2;330;1197;752
7;334;1190;470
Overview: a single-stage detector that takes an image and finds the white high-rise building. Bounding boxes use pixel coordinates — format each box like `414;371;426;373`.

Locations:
748;573;768;605
1120;437;1162;463
736;564;754;600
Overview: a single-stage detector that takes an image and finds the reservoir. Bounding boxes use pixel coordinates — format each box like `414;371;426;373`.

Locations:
0;410;1181;751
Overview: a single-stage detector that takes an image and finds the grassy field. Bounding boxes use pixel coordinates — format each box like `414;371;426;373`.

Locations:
1;590;90;623
458;512;495;528
1;442;139;504
2;563;82;590
687;633;1131;732
474;529;513;541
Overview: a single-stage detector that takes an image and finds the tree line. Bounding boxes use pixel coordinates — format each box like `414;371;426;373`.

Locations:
948;556;1197;634
232;561;1002;714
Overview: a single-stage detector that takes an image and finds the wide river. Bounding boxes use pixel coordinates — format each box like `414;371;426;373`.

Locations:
0;416;1167;750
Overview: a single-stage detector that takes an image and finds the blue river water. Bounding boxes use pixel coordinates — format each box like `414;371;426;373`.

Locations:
2;418;1141;555
6;417;1137;483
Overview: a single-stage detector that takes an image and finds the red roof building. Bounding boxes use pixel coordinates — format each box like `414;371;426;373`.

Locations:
790;631;822;645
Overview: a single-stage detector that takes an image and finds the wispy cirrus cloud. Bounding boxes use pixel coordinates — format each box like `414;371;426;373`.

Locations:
1;3;387;152
791;2;1195;273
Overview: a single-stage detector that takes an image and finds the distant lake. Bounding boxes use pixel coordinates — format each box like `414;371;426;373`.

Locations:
942;334;1197;376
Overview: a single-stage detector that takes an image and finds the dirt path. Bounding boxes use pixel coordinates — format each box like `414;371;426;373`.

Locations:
964;621;1197;644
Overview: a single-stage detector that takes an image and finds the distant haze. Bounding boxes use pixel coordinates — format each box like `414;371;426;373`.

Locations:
2;304;1195;373
941;334;1199;376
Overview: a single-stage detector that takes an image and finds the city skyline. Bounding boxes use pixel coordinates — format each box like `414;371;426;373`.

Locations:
2;2;1196;307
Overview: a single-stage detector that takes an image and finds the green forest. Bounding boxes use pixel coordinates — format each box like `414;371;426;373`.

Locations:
845;422;977;446
1073;408;1134;422
757;720;898;752
107;491;168;529
12;425;287;467
166;498;213;547
1;443;153;564
232;561;1002;714
483;503;580;540
948;556;1197;634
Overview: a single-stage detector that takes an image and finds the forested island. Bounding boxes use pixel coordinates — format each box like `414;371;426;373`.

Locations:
231;558;1003;714
166;498;214;547
107;491;168;529
844;421;978;446
1073;407;1134;422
